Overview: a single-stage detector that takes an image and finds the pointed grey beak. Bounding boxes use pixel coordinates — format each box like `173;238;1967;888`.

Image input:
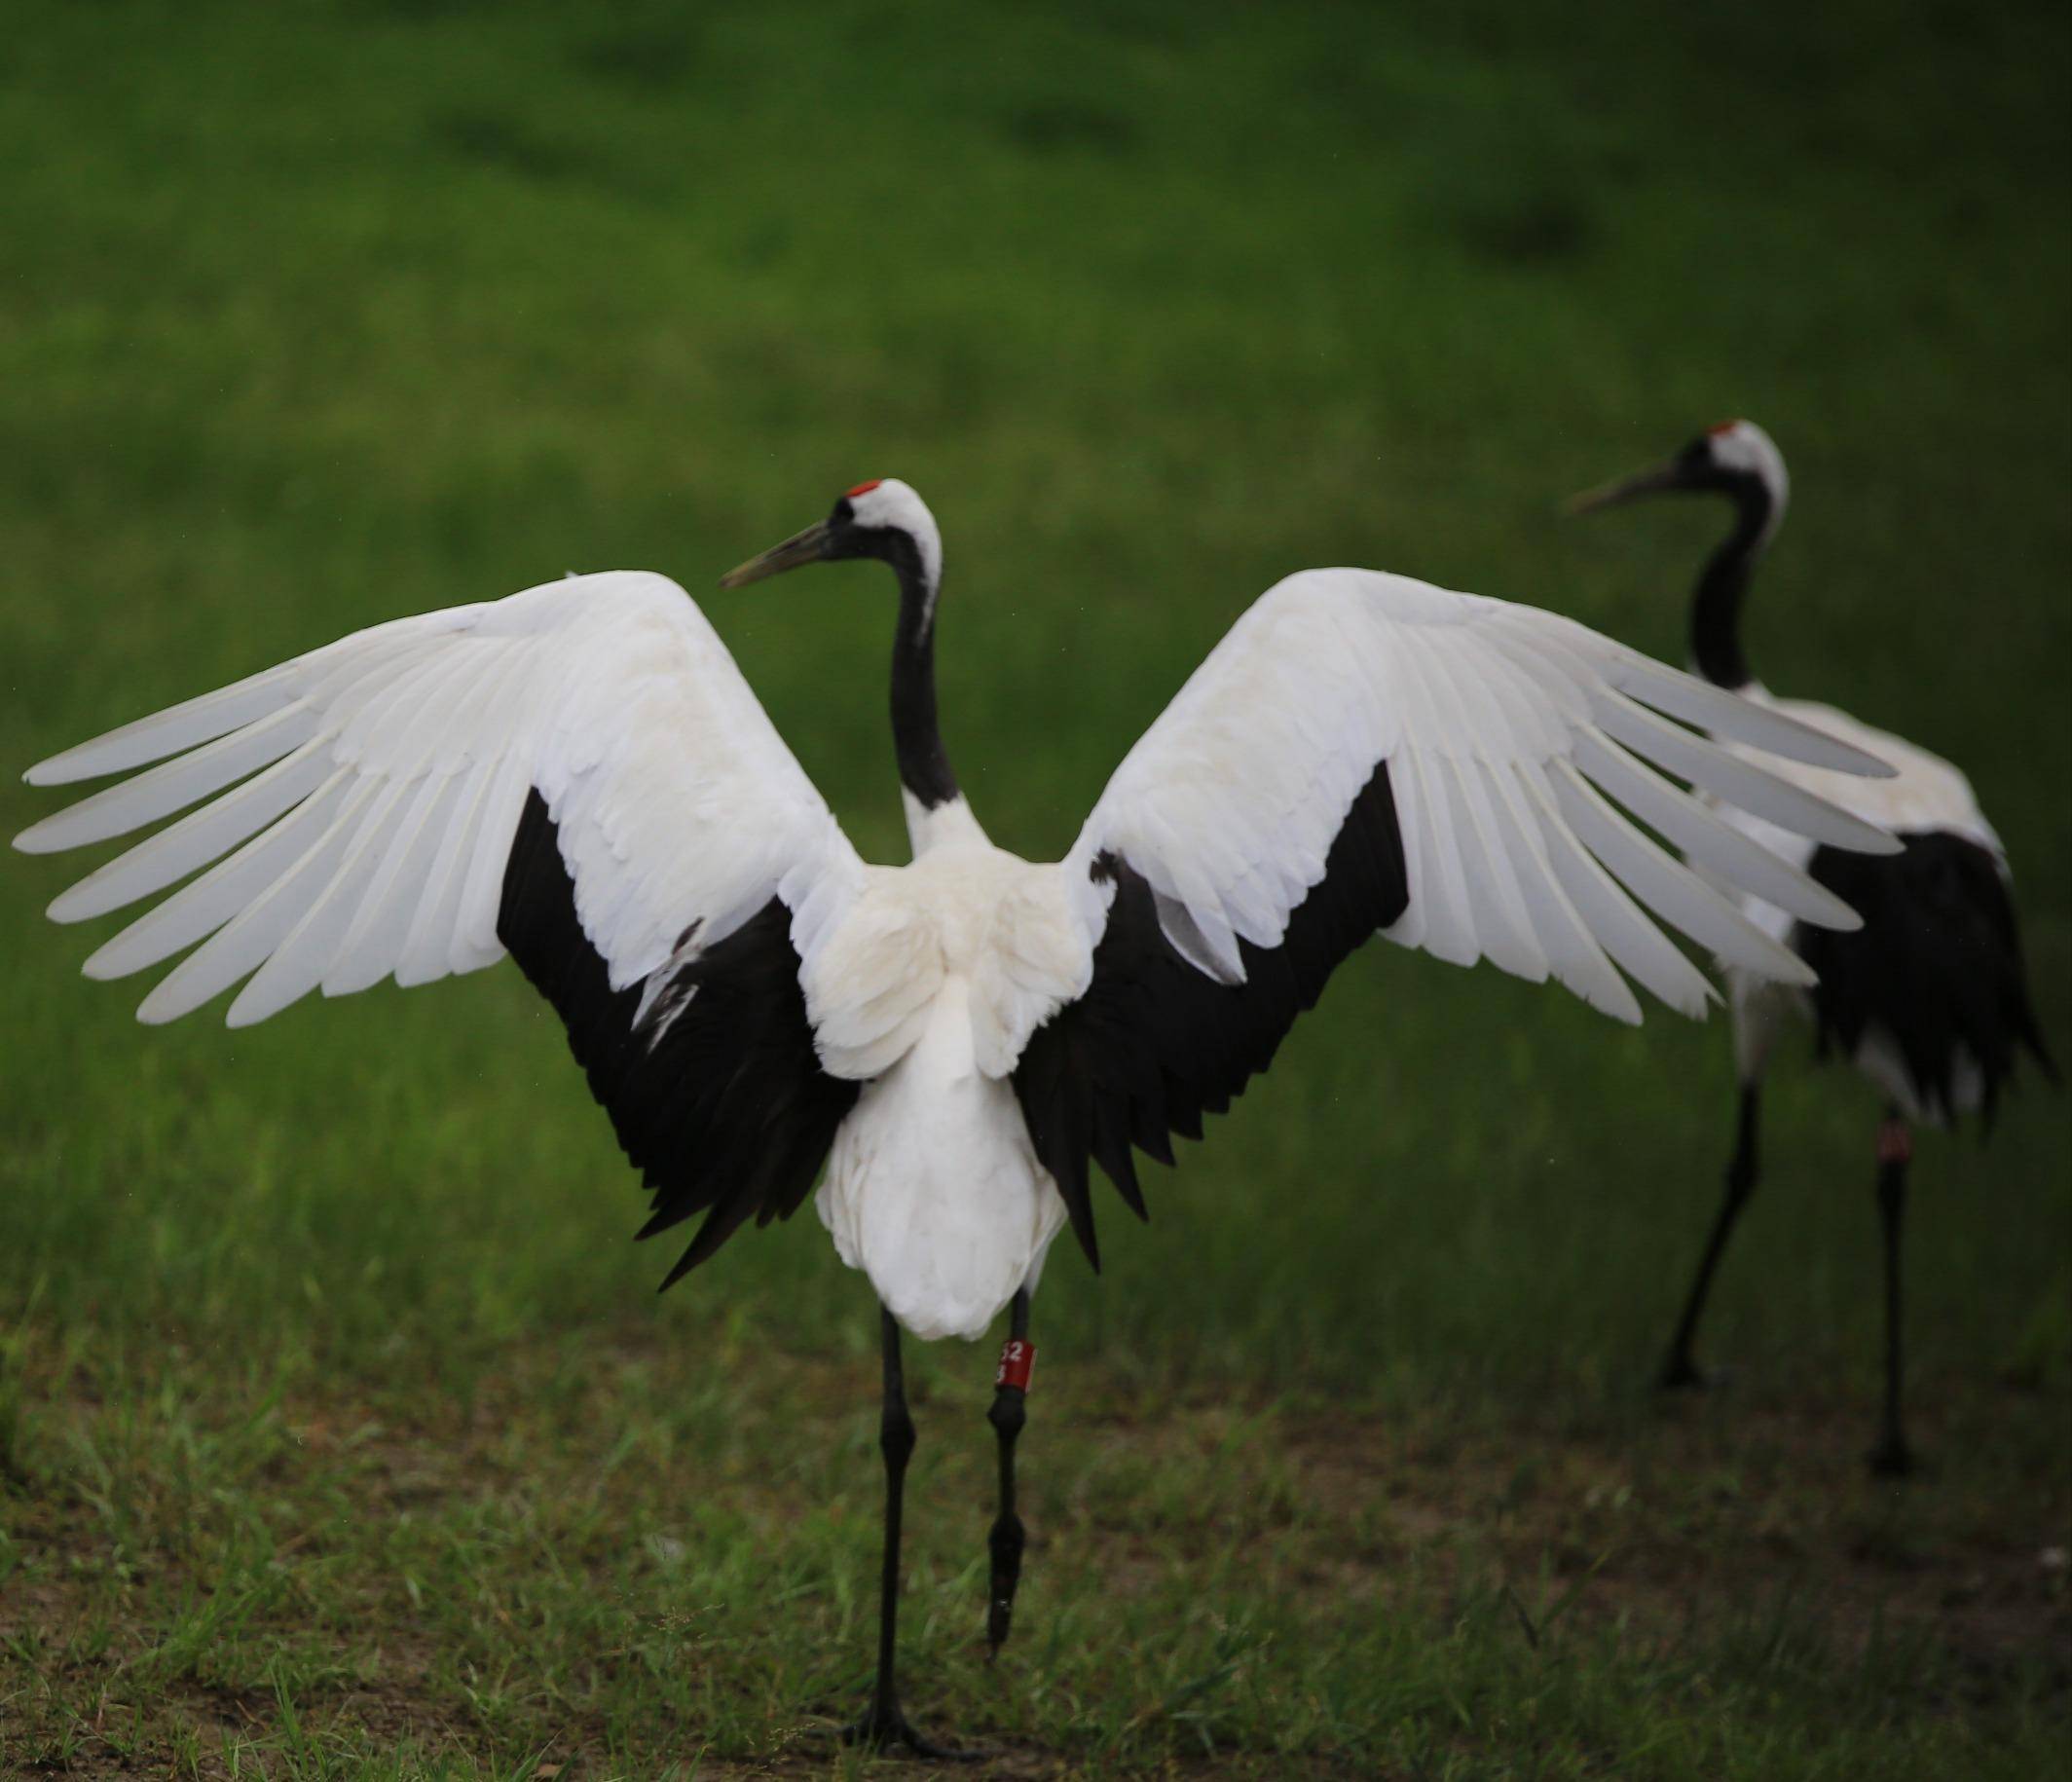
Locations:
1564;459;1686;517
720;518;832;589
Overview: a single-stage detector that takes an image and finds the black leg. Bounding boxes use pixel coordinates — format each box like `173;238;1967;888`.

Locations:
841;1308;979;1760
1868;1116;1915;1478
1660;1084;1761;1390
986;1290;1032;1656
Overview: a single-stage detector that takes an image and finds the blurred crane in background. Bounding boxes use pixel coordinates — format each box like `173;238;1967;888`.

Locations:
18;475;1895;1751
1572;421;2056;1474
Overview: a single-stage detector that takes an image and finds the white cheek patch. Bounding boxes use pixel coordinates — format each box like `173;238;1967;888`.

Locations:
848;478;944;597
1708;422;1791;517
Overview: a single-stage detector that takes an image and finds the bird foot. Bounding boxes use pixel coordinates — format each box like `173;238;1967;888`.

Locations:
839;1698;985;1762
1868;1437;1917;1480
1657;1354;1718;1392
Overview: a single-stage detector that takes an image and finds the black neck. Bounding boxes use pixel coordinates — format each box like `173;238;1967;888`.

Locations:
1690;484;1771;689
882;536;958;810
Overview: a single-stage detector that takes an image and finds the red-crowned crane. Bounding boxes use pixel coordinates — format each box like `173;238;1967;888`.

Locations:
16;475;1898;1752
1572;422;2056;1475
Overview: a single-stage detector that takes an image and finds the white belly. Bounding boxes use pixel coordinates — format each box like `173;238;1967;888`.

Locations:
817;980;1068;1341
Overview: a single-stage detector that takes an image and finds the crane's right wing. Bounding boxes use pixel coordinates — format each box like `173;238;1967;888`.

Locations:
1017;567;1899;1265
16;571;867;1279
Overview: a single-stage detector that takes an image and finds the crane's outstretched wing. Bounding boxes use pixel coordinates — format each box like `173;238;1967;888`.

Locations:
1017;567;1898;1263
16;571;866;1279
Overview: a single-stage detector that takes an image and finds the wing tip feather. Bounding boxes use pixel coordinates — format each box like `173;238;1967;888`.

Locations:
1818;737;1901;780
23;755;89;790
13;816;69;854
1742;946;1817;989
1811;902;1865;935
224;988;277;1029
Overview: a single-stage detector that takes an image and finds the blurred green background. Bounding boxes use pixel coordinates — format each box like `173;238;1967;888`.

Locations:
1;2;2066;1776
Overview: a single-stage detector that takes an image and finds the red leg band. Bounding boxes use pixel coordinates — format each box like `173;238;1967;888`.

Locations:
995;1338;1035;1392
1876;1120;1912;1167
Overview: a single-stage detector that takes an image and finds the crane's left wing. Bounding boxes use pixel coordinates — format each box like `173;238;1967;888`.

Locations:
16;571;867;1280
1017;567;1897;1264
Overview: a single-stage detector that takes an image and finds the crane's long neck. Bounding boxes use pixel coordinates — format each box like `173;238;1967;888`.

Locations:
887;539;961;825
1690;487;1775;689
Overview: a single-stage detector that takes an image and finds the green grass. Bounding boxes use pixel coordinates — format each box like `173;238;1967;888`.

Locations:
1;1;2067;1775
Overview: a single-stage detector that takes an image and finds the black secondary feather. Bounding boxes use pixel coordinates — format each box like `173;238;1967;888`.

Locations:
1014;761;1409;1268
498;789;859;1286
1796;832;2058;1127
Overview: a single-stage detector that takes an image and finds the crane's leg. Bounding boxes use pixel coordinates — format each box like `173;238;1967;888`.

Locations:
1868;1114;1915;1477
1659;1084;1761;1390
841;1307;979;1760
986;1290;1032;1656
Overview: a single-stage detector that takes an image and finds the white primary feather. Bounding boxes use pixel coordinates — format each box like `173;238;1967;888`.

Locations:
1066;568;1896;1025
17;572;864;1024
21;662;306;788
46;739;336;924
17;701;324;852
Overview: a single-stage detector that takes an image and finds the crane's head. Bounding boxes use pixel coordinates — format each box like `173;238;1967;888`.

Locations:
1566;420;1789;523
720;478;944;606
